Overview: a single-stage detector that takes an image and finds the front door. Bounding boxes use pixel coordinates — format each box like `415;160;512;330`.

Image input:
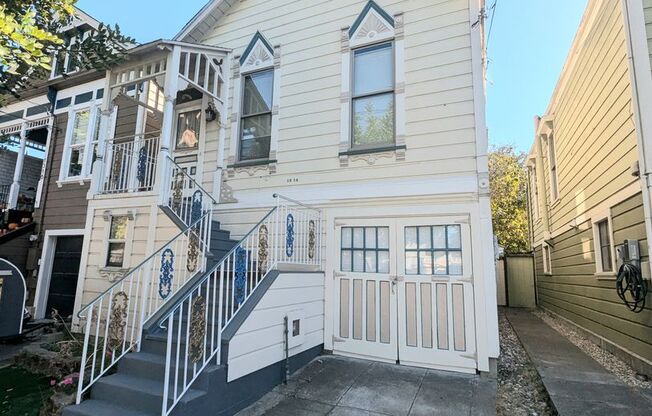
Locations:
46;236;83;318
334;218;477;373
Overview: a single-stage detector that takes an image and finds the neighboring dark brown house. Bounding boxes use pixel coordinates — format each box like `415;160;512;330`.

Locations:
0;9;109;319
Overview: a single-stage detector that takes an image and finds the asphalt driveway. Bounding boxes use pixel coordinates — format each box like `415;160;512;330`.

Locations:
237;355;496;416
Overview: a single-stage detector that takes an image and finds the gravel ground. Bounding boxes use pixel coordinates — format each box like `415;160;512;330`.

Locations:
497;310;557;416
532;309;651;390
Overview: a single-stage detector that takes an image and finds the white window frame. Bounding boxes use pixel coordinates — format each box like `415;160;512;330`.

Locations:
542;242;552;275
238;67;275;162
529;164;540;221
592;212;616;276
50;30;89;80
339;3;405;166
101;211;136;270
227;31;280;174
547;134;559;202
350;41;396;150
59;98;102;183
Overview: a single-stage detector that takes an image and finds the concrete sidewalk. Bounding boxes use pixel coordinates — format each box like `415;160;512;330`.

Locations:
505;308;652;416
237;355;496;416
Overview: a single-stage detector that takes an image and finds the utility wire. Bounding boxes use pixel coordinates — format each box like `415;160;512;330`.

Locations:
486;0;498;54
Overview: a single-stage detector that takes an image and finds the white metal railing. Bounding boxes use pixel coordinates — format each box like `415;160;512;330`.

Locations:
159;194;322;415
164;156;217;228
100;135;159;194
75;209;213;404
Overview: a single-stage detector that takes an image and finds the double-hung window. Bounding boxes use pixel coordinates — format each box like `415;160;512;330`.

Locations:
106;216;128;268
593;217;614;274
239;69;273;161
529;166;540;220
62;106;100;180
547;135;559;201
542;243;552;274
351;42;395;148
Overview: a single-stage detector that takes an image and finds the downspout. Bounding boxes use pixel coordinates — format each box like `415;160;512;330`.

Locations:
533;117;551;238
622;0;652;271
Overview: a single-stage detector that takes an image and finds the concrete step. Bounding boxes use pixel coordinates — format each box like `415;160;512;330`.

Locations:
63;399;156;416
91;373;205;414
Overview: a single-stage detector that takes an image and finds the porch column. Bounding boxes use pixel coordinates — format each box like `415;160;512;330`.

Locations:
156;46;181;206
89;69;115;198
8;123;27;209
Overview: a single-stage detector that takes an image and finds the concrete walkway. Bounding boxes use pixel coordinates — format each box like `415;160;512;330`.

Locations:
237;355;496;416
505;308;652;416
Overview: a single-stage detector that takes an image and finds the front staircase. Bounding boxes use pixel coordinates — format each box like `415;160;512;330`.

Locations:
65;187;322;416
64;221;237;416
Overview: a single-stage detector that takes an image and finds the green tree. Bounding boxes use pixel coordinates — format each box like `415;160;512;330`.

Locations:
1;0;134;99
489;145;530;253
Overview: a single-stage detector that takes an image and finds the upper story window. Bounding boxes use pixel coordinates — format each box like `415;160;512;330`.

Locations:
529;165;539;220
51;29;88;79
547;134;559;201
339;1;405;165
240;69;274;161
228;31;278;168
352;42;394;148
63;106;100;180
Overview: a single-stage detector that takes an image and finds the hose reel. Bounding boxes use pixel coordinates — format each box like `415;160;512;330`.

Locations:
615;240;648;313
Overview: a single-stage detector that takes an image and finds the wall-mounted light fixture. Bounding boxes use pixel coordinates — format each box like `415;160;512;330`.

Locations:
205;101;219;123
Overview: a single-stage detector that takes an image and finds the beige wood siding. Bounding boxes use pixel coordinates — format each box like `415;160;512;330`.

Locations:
198;0;478;196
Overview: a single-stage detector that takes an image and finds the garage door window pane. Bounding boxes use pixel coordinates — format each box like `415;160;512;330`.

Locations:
341;226;390;273
405;225;463;276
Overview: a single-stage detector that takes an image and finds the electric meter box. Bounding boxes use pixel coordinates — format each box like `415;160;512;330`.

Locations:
616;239;641;270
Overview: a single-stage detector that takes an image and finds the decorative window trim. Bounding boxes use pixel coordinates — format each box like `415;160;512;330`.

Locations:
591;209;616;277
227;31;280;177
100;210;136;271
58;94;104;184
340;2;405;167
546;133;559;203
542;242;552;275
528;163;540;221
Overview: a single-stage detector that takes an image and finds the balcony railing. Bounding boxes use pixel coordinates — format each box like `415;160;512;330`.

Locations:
100;136;159;194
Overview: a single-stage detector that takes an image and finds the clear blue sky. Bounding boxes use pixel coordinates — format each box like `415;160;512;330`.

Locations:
485;0;587;152
77;0;588;153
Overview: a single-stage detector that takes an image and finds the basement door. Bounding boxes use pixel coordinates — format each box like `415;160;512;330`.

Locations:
334;218;477;372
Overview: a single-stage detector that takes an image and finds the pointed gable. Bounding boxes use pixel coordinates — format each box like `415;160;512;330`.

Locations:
348;1;395;48
239;31;275;72
175;0;236;42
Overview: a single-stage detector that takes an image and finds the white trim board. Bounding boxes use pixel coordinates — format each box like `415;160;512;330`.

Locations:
33;229;85;320
216;174;479;210
533;180;642;246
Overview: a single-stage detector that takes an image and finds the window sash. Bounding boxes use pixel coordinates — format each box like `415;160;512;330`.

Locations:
340;227;390;273
351;42;395;149
63;105;101;179
239;69;274;161
597;220;613;272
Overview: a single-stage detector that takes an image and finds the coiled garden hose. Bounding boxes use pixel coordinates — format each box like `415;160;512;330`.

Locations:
616;263;648;313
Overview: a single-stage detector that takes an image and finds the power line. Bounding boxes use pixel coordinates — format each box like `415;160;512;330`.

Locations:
486;0;498;53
